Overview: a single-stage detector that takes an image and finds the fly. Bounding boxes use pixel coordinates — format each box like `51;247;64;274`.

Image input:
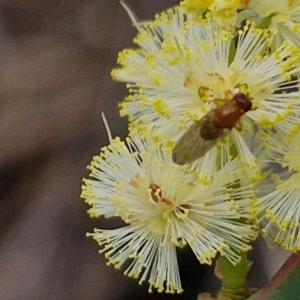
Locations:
172;92;252;164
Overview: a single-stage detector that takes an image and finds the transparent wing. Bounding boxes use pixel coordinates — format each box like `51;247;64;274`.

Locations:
172;115;228;164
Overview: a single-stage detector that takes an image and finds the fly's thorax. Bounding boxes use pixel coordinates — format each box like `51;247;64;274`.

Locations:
213;93;252;129
213;100;243;129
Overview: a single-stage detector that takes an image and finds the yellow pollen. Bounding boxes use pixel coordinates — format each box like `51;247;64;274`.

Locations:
152;98;171;117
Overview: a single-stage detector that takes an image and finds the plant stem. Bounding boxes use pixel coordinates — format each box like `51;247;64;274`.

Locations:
217;252;250;300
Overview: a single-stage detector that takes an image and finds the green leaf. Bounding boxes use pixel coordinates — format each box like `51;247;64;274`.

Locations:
247;252;300;300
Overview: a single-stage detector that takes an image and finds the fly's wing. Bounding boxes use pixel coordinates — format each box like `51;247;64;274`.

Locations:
172;114;227;164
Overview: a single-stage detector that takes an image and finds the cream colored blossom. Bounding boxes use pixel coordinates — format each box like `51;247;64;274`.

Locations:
265;128;300;172
254;128;300;251
112;7;300;181
81;130;257;293
180;0;214;14
240;0;300;48
257;172;300;252
180;0;248;29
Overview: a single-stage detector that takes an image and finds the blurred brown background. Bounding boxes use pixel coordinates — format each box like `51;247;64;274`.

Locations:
0;1;289;299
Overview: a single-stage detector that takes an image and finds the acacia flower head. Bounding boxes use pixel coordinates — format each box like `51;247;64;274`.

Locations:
256;130;300;251
180;0;249;29
257;172;300;252
81;129;257;293
239;0;300;48
180;0;214;14
112;6;300;180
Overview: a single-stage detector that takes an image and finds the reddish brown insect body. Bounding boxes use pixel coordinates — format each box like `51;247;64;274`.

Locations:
172;92;252;164
213;93;252;129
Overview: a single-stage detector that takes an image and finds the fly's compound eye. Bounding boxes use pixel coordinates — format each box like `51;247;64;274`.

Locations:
233;93;252;112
